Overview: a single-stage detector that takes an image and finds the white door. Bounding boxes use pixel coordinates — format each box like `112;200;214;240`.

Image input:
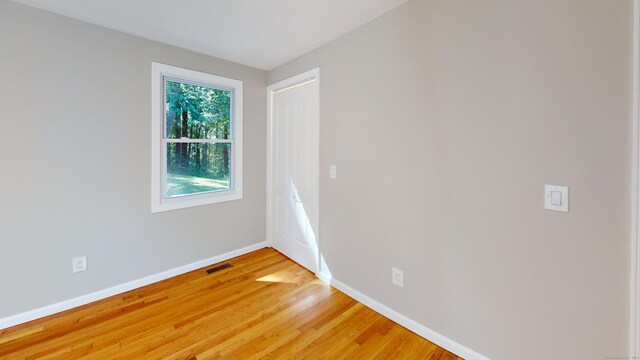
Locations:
268;70;319;273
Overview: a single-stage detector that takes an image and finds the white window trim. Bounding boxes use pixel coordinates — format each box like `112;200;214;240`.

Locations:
151;62;243;213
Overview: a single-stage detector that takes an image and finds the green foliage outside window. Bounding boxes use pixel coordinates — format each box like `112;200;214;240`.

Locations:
165;80;232;197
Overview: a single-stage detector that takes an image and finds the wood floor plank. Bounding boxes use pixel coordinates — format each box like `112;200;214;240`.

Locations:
0;248;463;359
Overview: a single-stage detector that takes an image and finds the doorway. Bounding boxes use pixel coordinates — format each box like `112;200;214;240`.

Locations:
267;69;320;274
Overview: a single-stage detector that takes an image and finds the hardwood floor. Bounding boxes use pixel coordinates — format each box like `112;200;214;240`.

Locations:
0;248;463;359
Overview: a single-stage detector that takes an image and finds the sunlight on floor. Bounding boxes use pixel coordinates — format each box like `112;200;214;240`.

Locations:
256;270;327;285
256;273;297;284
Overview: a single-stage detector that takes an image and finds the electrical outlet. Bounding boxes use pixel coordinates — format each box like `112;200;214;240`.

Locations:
392;267;404;288
72;256;87;273
329;165;337;179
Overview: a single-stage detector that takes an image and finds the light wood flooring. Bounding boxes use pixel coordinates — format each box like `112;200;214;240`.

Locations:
0;248;463;359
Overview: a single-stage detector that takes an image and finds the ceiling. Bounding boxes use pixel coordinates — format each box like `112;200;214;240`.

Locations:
11;0;411;70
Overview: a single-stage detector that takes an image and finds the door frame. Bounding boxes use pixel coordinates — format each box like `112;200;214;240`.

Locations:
632;0;640;356
266;68;322;275
629;0;640;359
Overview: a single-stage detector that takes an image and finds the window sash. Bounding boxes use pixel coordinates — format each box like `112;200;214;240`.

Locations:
161;77;235;199
162;77;236;141
161;141;236;199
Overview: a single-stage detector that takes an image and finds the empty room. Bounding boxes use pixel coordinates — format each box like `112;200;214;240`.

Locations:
0;0;638;359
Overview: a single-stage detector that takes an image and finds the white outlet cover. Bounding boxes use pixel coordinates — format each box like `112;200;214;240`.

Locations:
329;165;337;179
72;256;87;273
544;185;569;212
392;267;404;288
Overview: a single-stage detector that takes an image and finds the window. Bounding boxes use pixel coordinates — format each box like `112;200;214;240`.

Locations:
151;63;243;212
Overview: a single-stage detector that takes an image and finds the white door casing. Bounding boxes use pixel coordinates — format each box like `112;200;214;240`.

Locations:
267;69;320;274
632;0;640;356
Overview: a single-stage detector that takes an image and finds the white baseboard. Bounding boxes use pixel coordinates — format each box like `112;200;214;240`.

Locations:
315;271;332;284
330;278;491;360
0;241;269;330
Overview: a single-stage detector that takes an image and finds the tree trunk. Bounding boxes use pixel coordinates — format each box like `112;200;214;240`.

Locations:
195;126;201;173
222;131;229;179
180;110;189;172
222;148;229;179
203;128;209;173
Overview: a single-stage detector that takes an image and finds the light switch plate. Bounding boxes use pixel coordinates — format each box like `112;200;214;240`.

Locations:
545;185;569;212
329;165;337;179
550;191;562;206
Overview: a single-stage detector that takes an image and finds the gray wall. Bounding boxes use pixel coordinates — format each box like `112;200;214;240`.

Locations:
1;0;633;358
269;0;632;359
0;1;267;318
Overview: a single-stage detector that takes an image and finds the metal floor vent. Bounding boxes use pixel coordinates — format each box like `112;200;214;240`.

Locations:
205;263;232;274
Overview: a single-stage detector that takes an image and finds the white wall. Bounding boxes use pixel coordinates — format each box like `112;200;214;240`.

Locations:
0;1;267;318
269;0;633;359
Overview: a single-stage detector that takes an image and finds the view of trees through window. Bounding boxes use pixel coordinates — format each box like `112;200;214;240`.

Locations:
165;80;232;197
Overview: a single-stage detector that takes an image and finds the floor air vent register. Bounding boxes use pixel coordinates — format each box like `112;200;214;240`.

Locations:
205;263;232;274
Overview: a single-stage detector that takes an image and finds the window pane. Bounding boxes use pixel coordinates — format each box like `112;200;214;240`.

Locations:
165;80;231;140
166;142;231;198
